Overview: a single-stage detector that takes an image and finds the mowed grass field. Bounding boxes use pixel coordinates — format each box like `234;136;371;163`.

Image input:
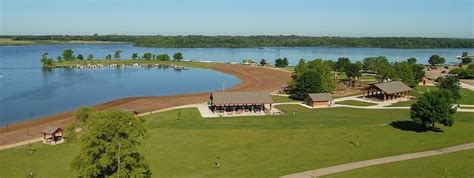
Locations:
1;105;474;177
335;100;377;106
271;95;300;103
325;149;474;178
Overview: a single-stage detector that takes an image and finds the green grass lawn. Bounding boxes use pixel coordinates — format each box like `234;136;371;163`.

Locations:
1;105;474;177
335;100;377;106
333;92;363;99
271;95;300;103
325;149;474;178
338;73;377;82
386;86;474;107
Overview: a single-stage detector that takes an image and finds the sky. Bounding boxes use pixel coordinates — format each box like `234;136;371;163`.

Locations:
0;0;473;38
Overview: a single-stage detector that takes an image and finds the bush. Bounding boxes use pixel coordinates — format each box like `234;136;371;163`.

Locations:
449;68;464;75
459;69;474;79
434;77;444;83
468;64;474;70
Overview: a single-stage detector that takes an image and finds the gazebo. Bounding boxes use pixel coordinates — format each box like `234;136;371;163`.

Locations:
209;92;273;113
42;125;64;145
364;81;412;101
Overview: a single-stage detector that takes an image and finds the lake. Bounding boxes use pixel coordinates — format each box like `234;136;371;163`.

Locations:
0;44;473;125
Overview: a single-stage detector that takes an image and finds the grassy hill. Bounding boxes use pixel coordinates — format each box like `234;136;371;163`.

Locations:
1;105;474;177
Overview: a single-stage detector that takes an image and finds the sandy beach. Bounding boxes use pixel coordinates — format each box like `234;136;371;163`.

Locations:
0;64;291;146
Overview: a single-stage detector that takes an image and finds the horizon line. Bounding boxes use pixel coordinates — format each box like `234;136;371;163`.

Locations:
1;34;473;39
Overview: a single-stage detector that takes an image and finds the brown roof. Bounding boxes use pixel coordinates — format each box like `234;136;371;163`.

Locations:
307;93;333;102
210;92;273;105
372;81;412;95
42;125;62;135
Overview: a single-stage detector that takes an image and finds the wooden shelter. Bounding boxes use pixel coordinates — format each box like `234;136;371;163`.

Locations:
364;81;412;101
209;92;273;113
305;93;333;107
42;125;64;145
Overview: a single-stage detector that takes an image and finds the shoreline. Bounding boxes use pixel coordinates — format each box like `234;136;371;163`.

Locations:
0;64;291;146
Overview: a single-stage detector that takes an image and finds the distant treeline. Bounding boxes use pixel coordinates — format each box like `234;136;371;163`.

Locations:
3;35;474;48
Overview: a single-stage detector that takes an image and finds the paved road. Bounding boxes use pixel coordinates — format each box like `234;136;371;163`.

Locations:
281;142;474;178
460;80;474;91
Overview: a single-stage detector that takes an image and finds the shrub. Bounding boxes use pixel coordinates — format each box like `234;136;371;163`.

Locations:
449;68;464;75
459;69;474;79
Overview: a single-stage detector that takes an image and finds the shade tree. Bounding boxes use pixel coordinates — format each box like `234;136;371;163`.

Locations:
428;54;445;66
289;59;335;99
114;50;122;60
438;76;462;100
410;89;456;130
71;110;151;177
173;52;183;61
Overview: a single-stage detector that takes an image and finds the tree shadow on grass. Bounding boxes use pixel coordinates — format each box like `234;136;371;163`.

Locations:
390;121;443;133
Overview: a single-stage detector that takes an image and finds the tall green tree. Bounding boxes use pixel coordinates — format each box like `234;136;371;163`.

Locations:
336;57;351;72
71;110;151;177
275;58;283;67
293;58;307;77
66;106;95;142
40;53;54;67
62;49;74;61
259;58;267;66
291;59;334;99
114;50;122;60
77;54;84;61
173;52;183;61
282;57;289;67
275;58;289;67
428;54;446;66
345;62;362;86
376;62;398;82
157;54;170;61
461;57;472;65
394;62;417;87
407;57;417;64
106;54;112;60
325;59;337;71
40;53;48;63
87;54;94;61
143;52;152;60
412;63;425;84
132;53;138;60
438;76;462;100
410;89;456;129
363;56;389;72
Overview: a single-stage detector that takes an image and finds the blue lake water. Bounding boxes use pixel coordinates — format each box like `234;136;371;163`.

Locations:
0;44;473;125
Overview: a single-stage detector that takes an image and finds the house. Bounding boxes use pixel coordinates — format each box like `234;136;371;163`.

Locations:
209;92;273;113
42;125;64;145
305;93;333;107
364;81;412;101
